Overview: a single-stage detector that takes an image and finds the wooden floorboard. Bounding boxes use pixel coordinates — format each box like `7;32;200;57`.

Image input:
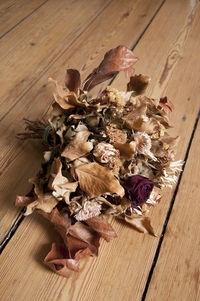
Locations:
0;0;111;119
0;0;47;38
145;116;200;301
0;0;199;300
0;0;163;242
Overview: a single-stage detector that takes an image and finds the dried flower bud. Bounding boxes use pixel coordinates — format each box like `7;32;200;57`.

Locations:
93;142;120;165
75;200;102;221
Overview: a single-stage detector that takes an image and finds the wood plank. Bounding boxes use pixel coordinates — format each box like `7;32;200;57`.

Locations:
0;0;163;241
0;0;111;119
145;119;200;301
1;0;200;300
0;0;47;38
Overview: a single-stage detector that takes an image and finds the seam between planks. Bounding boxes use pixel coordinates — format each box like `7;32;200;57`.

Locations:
0;0;49;40
0;0;166;254
0;0;113;122
141;108;200;301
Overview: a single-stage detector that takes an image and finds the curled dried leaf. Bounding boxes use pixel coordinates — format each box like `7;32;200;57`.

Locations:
125;216;156;236
82;45;138;91
127;74;150;95
65;69;81;94
85;216;117;242
62;131;93;161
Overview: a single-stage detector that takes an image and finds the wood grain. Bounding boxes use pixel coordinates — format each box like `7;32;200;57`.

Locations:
0;0;47;37
0;0;111;119
0;1;199;301
0;0;200;300
0;0;163;241
145;120;200;301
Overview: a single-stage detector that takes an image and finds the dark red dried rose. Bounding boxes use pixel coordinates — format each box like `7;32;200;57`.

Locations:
123;175;154;208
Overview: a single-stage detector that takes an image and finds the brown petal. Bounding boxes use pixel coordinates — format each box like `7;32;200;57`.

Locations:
65;69;81;94
125;216;156;236
127;74;150;95
82;45;138;91
75;162;124;198
62;131;93;161
85;216;117;242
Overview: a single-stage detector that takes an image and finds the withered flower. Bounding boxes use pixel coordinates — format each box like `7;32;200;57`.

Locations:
123;175;154;208
93;142;120;165
75;200;102;221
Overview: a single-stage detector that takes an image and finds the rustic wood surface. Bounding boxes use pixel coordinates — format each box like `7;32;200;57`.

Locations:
0;0;200;300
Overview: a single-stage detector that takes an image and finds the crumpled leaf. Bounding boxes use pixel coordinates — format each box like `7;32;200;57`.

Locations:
127;74;150;95
23;178;58;215
44;243;79;277
39;208;101;277
65;69;81;94
158;96;174;114
61;131;93;161
85;216;117;242
75;162;124;198
82;45;138;91
50;158;78;203
125;216;156;236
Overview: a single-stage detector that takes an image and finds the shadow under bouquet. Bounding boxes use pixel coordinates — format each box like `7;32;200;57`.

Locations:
16;46;182;277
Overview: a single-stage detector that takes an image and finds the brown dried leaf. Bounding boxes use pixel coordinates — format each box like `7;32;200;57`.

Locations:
75;162;124;198
85;216;117;242
125;216;156;236
65;69;81;94
127;74;150;95
82;45;138;91
15;195;34;207
114;141;136;160
50;158;78;203
158;96;174;114
25;193;58;216
44;243;79;277
123;104;147;129
62;131;93;161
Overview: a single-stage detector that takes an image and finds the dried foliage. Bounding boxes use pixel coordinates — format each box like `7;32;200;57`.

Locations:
16;46;182;278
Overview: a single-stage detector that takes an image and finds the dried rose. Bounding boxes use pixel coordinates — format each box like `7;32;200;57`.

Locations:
123;175;154;208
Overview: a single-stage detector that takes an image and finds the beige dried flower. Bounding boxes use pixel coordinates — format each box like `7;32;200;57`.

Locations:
157;160;183;188
106;125;127;144
75;200;102;221
133;132;157;161
93;142;120;165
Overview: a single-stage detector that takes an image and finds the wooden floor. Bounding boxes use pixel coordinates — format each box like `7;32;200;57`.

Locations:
0;0;200;300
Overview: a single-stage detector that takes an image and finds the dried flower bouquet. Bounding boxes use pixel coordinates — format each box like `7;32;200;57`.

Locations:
16;46;182;277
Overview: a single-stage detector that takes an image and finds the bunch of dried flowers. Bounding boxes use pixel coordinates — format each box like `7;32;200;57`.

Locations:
16;46;182;277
